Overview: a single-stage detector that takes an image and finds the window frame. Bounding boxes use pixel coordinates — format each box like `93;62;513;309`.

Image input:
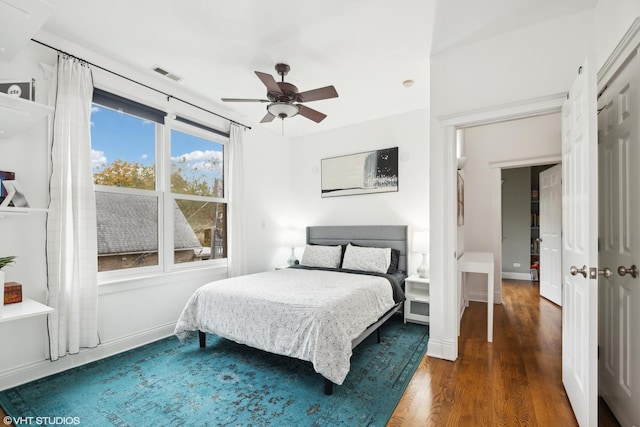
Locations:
92;90;229;282
164;117;229;271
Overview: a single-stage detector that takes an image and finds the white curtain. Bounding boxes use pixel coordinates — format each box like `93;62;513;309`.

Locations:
227;124;247;277
47;54;99;361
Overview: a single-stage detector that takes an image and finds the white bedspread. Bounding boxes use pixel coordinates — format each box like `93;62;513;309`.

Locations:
174;268;396;384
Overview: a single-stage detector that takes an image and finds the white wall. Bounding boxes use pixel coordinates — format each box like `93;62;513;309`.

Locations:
0;35;291;389
429;10;595;360
289;109;430;275
463;114;561;302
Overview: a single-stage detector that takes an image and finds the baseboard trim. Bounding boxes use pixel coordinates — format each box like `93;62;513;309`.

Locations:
467;291;502;304
427;338;457;361
0;322;177;391
502;272;531;281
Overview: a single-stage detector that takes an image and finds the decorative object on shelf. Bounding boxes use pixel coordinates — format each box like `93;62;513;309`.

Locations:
0;255;16;318
321;147;398;198
0;180;30;208
4;282;22;304
457;172;464;226
412;230;429;279
283;227;305;266
0;170;15;204
0;79;35;101
0;256;15;270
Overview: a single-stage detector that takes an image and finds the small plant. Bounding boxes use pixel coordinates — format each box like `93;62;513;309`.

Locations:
0;256;16;270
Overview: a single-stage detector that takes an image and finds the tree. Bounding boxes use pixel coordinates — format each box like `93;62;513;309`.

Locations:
94;159;155;190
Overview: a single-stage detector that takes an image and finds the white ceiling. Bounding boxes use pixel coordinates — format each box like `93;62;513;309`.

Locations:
40;0;596;137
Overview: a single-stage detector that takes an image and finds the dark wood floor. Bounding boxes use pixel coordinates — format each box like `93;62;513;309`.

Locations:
388;279;621;426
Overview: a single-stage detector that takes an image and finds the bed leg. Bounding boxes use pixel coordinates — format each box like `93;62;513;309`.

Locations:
324;378;334;395
377;328;381;344
199;331;206;348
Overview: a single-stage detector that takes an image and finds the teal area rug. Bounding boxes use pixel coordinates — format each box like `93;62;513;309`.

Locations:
0;316;428;427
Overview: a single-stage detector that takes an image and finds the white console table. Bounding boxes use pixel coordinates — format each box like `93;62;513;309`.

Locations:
457;252;495;342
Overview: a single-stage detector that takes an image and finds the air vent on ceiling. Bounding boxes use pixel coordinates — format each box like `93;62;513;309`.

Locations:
152;65;182;82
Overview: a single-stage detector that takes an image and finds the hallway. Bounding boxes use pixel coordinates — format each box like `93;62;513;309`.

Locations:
389;279;619;426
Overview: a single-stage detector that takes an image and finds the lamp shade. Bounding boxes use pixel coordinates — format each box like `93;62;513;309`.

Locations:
412;230;428;254
267;102;299;119
283;227;305;247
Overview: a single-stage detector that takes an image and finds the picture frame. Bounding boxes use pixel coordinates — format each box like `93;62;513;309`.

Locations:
321;147;399;198
457;172;464;226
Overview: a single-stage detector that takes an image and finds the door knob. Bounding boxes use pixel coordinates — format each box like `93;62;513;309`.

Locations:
570;265;588;278
617;265;638;278
598;267;613;278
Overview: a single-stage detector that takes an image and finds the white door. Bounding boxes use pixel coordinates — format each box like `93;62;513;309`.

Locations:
561;59;598;426
540;164;562;306
597;48;640;427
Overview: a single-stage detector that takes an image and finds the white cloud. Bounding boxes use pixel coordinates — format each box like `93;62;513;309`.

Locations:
91;149;107;169
171;150;222;171
91;106;101;113
141;154;148;160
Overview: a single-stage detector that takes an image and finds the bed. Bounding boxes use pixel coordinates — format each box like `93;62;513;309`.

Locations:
174;225;408;395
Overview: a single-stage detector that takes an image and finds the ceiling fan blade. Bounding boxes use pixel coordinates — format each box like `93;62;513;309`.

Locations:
221;98;269;103
297;85;338;103
255;71;283;95
298;104;327;123
260;112;276;123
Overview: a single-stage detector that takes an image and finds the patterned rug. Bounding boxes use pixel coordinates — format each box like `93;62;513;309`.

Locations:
0;316;428;427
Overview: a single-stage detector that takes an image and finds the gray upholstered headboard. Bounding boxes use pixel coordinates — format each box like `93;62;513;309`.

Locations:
306;225;408;273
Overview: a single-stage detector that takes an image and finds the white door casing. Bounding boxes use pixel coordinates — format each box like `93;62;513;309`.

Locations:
597;47;640;427
561;58;598;427
540;164;563;306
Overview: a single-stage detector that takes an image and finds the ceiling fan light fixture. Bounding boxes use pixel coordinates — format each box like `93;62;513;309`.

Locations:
267;102;299;119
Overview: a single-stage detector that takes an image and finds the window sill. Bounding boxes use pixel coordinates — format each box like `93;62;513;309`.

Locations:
98;264;228;296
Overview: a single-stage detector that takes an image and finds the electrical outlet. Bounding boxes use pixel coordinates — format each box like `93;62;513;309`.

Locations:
513;262;521;267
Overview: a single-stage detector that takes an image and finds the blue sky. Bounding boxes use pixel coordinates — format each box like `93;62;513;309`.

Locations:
90;105;223;181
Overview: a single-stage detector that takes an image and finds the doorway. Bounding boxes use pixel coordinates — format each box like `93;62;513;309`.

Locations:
455;115;562;308
501;165;556;284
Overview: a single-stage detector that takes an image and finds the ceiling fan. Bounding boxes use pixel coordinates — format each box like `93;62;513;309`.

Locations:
221;63;338;123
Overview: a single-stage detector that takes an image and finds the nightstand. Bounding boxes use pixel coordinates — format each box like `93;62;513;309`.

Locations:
404;275;430;325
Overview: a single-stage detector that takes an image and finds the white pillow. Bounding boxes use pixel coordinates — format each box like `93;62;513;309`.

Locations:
341;244;391;273
300;244;342;268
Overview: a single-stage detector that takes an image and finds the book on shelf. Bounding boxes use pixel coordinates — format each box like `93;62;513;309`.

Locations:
0;171;15;204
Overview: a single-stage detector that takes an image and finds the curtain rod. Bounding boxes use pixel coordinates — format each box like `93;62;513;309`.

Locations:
31;38;251;131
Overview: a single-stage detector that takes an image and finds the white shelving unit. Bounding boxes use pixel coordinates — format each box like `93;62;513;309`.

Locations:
0;92;53;139
404;275;430;325
0;298;53;323
0;207;48;219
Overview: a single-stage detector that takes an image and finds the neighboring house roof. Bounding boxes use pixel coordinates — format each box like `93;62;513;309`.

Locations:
96;191;201;255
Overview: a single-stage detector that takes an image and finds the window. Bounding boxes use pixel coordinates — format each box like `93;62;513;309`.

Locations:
91;89;227;274
170;128;227;263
